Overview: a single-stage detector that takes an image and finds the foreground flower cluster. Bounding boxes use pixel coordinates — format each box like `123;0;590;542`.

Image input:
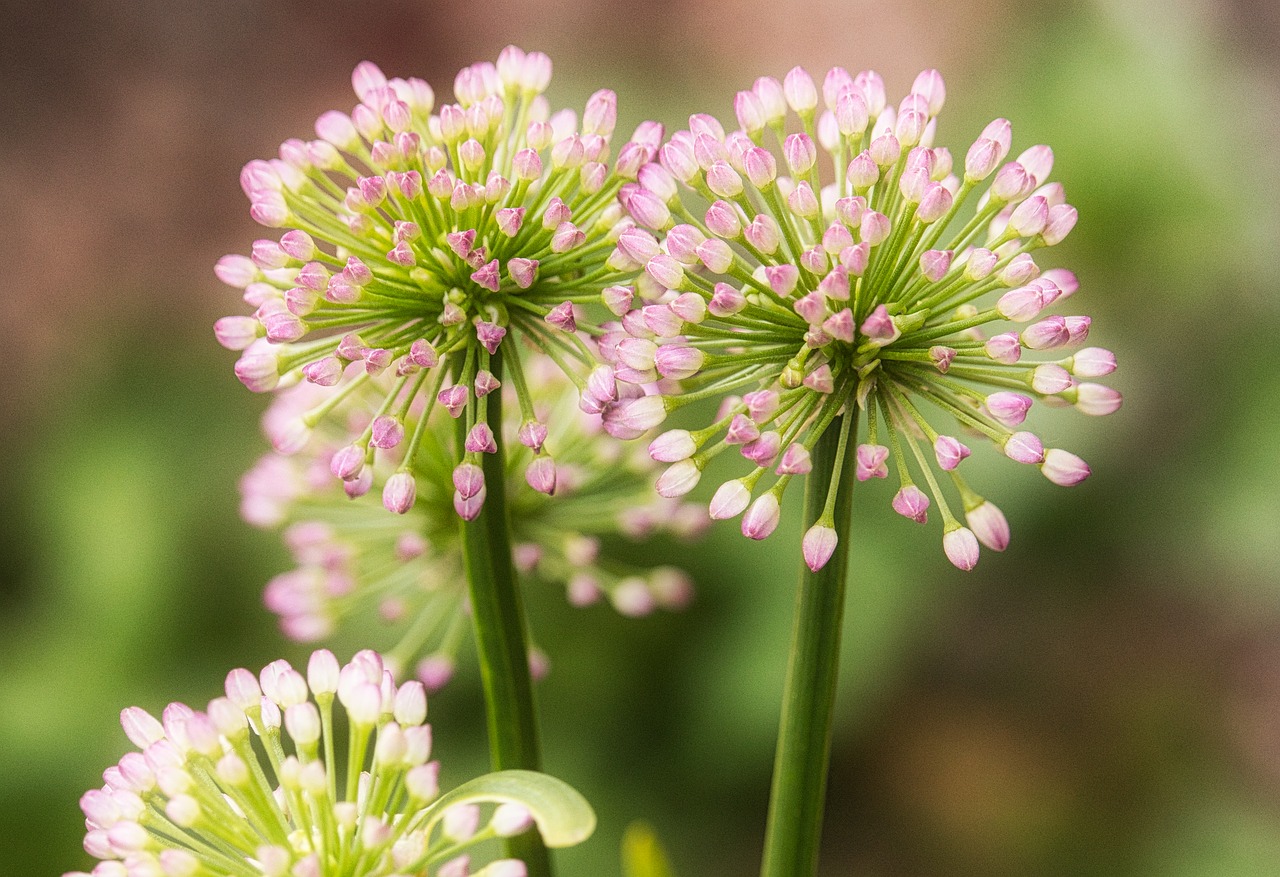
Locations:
67;650;592;877
240;359;702;683
216;46;664;519
598;65;1120;570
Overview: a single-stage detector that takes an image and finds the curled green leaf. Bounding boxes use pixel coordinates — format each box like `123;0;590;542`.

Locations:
424;769;597;848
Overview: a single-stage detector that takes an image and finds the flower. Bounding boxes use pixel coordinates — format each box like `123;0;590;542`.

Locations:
66;649;593;877
602;66;1120;570
241;358;703;686
217;47;663;517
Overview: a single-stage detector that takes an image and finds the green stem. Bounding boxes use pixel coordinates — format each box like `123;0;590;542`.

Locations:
458;348;553;877
759;409;858;877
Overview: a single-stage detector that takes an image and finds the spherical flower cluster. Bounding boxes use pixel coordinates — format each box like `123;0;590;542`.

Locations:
66;649;588;877
240;358;702;685
599;66;1120;571
216;47;663;515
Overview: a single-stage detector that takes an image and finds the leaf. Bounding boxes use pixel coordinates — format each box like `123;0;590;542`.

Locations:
621;821;676;877
423;769;596;848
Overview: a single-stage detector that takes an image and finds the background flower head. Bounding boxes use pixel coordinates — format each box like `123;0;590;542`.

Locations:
242;357;703;686
601;65;1120;570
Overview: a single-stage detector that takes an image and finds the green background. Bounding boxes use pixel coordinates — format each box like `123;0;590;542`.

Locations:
2;1;1279;874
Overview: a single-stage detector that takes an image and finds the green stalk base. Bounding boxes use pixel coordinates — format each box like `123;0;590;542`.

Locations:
759;412;857;877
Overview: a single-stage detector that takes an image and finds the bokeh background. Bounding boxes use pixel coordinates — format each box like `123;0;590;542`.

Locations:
3;0;1279;874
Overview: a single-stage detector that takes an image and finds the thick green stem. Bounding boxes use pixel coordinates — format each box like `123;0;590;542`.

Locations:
458;348;553;877
759;410;858;877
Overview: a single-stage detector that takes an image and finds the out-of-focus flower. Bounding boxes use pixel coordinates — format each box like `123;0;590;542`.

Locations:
599;66;1120;571
217;47;663;519
242;358;703;687
65;649;594;877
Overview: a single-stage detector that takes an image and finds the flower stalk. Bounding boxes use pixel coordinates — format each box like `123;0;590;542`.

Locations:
759;408;857;877
458;348;553;877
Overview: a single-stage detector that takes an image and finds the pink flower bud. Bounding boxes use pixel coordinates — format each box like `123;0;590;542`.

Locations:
1069;347;1117;377
656;460;701;498
525;456;557;495
1032;364;1076;395
855;444;889;481
1074;383;1123;416
984;332;1022;364
985;392;1033;427
1021;316;1071;350
1041;449;1090;485
943;527;980;571
893;485;930;523
783;66;818;113
933;435;971;470
803;524;839;572
655;345;705;380
1003;431;1046;464
776;443;813;475
742;493;781;540
966;501;1010;551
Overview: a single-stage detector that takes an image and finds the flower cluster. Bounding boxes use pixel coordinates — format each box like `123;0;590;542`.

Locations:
240;357;701;685
216;47;663;516
67;649;579;877
599;66;1120;570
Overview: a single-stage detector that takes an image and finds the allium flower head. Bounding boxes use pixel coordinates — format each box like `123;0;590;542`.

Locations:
66;649;594;877
242;358;702;685
217;47;662;514
605;66;1121;570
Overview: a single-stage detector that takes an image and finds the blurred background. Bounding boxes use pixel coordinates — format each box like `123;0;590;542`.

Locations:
2;0;1279;874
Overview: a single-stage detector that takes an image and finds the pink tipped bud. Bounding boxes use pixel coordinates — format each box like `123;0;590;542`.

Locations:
915;182;952;223
654;345;705;380
1069;347;1117;377
1003;431;1046;464
742;148;777;189
650;429;697;463
965;138;1002;181
966;501;1010;551
214;316;261;351
234;353;280;393
859;210;891;246
1032;363;1076;395
656;460;701;498
437;384;468;417
776;443;813;475
933;435;971;470
525;456;557;495
919;249;953;283
984;331;1022;364
735;90;767;134
707;479;750;520
452;463;485;499
741;493;781;540
543;301;577;333
855;443;890;481
942;526;980;571
709;283;746;317
803;524;839;572
475;321;507;355
1074;383;1123;416
996;285;1045;322
453;483;487;520
1041;448;1090;485
382;472;416;515
783;67;818;113
603;395;668;439
1022;316;1071;350
859;304;899;345
1041;204;1078;245
370;415;404;449
784;133;818;176
985;391;1033;427
892;485;930;523
465;423;498;454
